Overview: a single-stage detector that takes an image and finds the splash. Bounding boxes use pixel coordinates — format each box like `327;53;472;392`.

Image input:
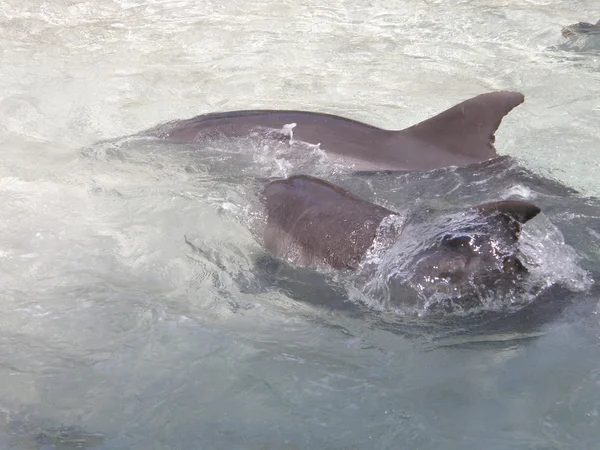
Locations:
353;206;592;317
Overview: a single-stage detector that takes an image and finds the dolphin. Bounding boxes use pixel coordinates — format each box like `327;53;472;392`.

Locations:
263;175;541;309
562;19;600;37
147;91;524;172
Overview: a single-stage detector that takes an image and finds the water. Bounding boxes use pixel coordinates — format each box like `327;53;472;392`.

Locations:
1;0;600;448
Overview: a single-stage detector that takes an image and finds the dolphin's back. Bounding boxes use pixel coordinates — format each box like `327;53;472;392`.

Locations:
149;109;392;170
149;91;524;171
264;175;394;270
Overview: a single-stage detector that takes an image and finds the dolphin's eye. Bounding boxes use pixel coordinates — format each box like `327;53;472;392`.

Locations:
442;235;472;250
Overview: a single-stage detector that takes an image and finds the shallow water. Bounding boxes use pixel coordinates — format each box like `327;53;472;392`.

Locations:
1;0;600;449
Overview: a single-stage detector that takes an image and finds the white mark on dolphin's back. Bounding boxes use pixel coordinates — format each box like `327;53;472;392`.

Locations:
281;123;297;142
260;122;298;145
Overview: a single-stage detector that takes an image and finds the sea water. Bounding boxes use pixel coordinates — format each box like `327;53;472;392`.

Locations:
1;0;599;448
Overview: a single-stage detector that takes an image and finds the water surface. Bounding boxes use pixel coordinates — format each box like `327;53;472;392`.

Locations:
1;1;600;449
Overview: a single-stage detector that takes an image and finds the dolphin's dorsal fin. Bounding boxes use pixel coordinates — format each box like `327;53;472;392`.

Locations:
476;200;541;224
475;200;541;241
401;91;525;160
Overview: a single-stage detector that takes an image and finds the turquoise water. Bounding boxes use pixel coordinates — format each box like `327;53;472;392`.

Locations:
1;1;599;448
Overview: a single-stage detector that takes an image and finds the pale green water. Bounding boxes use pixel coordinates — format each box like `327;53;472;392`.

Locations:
1;1;599;449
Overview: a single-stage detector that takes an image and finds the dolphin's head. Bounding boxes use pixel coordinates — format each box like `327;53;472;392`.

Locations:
403;201;541;306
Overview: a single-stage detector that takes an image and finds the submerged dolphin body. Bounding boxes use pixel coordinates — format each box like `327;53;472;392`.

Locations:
263;175;541;310
148;91;524;172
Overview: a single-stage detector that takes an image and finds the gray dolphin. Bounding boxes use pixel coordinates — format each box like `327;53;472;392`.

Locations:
148;91;524;172
263;175;540;308
562;19;600;37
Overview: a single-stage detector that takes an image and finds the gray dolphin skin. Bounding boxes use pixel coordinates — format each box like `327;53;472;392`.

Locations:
150;91;524;172
264;176;394;270
562;19;600;37
263;175;540;302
